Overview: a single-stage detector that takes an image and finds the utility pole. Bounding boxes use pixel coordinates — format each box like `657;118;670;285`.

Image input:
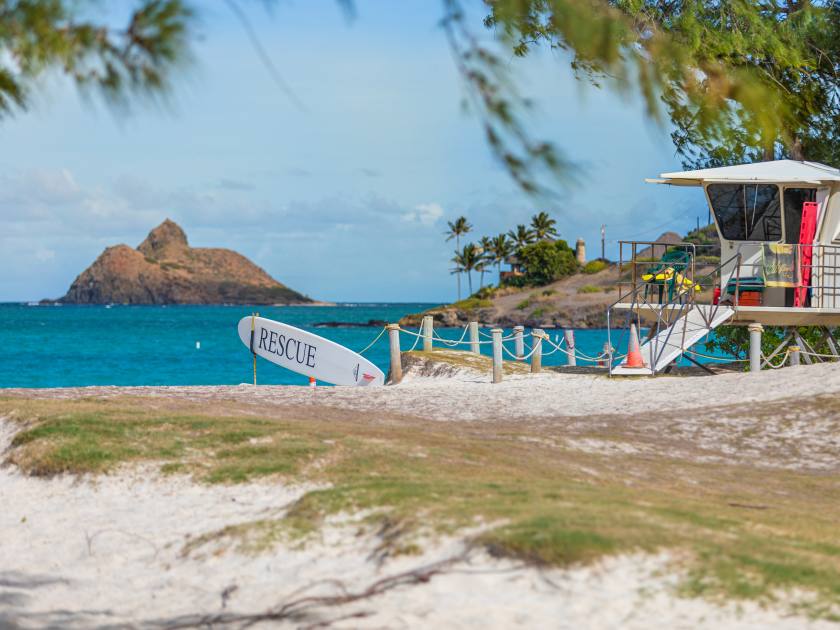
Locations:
600;224;606;260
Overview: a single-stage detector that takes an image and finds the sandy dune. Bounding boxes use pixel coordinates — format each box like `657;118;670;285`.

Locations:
2;362;840;627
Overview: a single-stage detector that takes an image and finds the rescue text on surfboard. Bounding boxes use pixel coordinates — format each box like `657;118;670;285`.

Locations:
256;328;317;368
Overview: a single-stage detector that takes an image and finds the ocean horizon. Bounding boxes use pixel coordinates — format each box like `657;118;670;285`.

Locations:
0;302;646;387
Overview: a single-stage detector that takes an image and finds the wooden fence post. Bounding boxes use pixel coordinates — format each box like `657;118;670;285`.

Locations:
422;315;433;352
749;323;763;373
531;329;543;374
564;329;576;367
387;324;403;384
513;325;525;360
492;328;503;383
469;321;479;355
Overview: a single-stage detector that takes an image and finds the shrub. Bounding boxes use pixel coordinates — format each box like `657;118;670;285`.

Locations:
583;259;608;274
518;240;577;286
530;307;548;318
705;325;840;365
472;285;497;300
502;275;529;289
516;298;533;310
453;297;492;311
542;289;556;296
577;285;601;294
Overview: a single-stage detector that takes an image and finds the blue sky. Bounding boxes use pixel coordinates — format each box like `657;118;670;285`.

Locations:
0;0;705;302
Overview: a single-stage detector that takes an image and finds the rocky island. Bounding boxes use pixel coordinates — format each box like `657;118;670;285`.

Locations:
51;219;312;305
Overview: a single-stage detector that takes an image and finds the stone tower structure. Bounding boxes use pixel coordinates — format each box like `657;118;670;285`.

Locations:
575;238;586;265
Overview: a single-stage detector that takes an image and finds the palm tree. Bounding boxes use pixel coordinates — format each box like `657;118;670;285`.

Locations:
508;224;535;250
445;216;472;300
531;211;558;241
490;233;514;283
453;243;479;296
477;236;493;289
449;264;464;301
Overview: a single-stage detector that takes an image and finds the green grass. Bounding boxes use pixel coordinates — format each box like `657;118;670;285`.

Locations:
451;297;492;311
3;396;840;618
577;284;602;294
6;404;326;481
515;298;533;310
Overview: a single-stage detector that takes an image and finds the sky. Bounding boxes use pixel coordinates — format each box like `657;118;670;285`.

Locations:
0;0;706;303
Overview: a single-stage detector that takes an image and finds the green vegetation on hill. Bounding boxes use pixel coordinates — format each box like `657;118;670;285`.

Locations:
684;224;721;259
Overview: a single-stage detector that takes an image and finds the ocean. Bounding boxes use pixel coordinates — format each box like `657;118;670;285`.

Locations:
0;303;721;387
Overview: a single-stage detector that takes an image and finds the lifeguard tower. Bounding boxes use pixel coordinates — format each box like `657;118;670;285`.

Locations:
609;160;840;375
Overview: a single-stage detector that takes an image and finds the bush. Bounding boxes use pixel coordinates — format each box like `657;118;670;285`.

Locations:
705;325;839;365
452;297;492;311
583;259;608;274
542;289;556;296
577;285;601;294
471;285;497;300
502;275;529;289
515;298;534;310
518;240;578;286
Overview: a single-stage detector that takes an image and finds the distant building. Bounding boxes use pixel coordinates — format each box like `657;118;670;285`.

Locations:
500;255;524;282
575;238;586;265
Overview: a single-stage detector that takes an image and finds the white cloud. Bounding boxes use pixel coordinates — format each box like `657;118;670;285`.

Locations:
23;168;82;205
34;247;55;262
402;202;443;226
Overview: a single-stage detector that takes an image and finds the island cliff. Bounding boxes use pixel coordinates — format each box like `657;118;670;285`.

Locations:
54;219;312;305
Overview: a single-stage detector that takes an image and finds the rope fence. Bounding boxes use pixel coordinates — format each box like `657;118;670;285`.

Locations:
354;317;835;385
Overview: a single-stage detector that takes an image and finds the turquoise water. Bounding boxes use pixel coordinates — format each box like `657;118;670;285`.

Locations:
0;303;647;387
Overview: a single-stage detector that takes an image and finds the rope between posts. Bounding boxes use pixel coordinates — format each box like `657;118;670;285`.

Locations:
477;329;521;341
357;327;386;355
408;324;423;351
502;343;539;361
761;349;791;369
797;349;840;359
398;327;496;345
431;324;470;347
541;336;615;363
685;349;749;363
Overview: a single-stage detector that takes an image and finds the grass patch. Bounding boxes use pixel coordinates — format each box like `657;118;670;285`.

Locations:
577;284;601;294
516;298;534;310
3;396;840;617
451;297;492;311
5;403;326;480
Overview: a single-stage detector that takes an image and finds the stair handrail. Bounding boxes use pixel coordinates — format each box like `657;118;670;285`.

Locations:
607;246;742;375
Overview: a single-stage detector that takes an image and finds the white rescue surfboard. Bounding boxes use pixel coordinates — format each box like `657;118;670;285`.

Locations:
237;316;385;387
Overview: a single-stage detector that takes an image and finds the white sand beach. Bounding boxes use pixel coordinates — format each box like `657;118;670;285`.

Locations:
2;360;840;628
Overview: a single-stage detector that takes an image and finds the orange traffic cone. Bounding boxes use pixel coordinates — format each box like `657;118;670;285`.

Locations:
309;376;316;389
623;323;647;369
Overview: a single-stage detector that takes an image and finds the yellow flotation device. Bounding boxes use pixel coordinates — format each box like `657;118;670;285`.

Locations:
642;266;675;282
642;266;702;294
674;272;702;295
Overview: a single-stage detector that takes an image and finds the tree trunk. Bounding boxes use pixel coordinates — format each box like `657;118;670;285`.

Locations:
456;235;461;301
790;136;804;161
